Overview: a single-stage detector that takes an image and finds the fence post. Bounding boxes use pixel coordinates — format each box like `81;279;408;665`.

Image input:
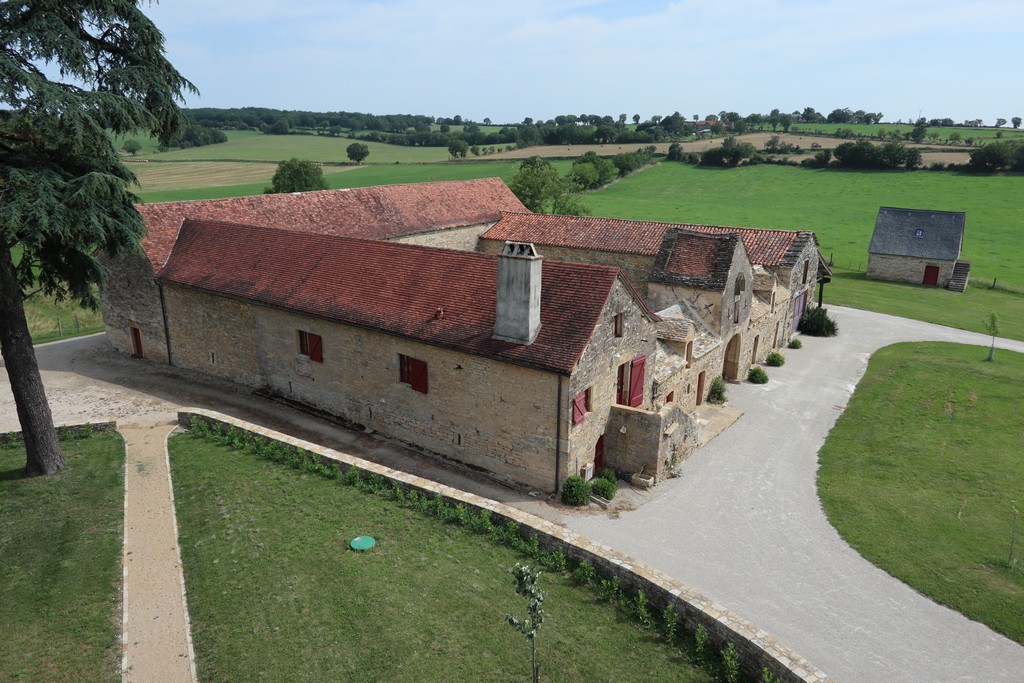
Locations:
57;319;62;337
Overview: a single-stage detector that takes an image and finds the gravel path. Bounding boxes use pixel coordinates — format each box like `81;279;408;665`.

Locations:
3;306;1023;681
121;423;196;683
564;306;1024;682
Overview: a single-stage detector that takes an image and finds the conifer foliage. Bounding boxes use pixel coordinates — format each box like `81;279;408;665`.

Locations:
0;1;194;475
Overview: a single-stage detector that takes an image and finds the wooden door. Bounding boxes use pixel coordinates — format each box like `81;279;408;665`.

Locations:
696;371;706;406
594;436;605;471
922;265;939;286
130;326;143;357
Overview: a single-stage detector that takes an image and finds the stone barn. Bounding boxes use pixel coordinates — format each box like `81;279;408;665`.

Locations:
866;207;969;291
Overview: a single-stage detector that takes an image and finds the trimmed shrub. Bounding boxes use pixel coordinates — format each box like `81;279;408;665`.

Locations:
764;351;785;367
788;338;802;349
598;467;616;484
748;367;769;384
590;476;617;501
561;475;591;506
707;376;728;404
799;306;839;337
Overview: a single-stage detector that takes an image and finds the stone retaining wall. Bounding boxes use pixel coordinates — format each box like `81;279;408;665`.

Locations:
0;421;119;445
179;408;833;683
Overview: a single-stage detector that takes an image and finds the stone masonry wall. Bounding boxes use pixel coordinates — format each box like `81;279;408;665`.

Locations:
604;402;697;482
389;222;493;252
178;408;833;683
162;286;564;492
99;252;169;362
565;279;661;481
866;254;955;287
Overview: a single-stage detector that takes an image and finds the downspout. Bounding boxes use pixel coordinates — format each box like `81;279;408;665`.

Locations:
157;282;173;366
554;374;563;493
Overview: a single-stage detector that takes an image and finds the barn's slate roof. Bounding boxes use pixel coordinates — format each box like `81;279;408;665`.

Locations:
137;178;527;269
869;207;965;260
157;219;651;375
649;230;742;291
483;212;815;269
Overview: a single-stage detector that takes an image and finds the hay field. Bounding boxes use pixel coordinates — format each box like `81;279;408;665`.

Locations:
129;161;374;194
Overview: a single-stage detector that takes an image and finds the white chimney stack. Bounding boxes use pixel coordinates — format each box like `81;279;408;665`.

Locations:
493;241;542;345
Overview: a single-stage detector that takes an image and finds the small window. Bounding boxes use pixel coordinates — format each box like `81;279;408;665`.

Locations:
298;330;323;362
613;313;623;338
684;341;693;368
733;300;740;324
801;260;810;285
914;228;924;237
666;391;675;403
571;388;591;426
399;354;428;394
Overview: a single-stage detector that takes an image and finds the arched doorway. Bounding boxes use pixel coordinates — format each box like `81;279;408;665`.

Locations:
723;333;742;381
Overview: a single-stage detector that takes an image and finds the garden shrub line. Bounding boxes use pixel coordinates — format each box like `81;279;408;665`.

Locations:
0;420;118;446
177;408;833;683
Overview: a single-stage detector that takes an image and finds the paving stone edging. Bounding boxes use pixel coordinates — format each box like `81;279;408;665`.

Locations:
179;408;834;683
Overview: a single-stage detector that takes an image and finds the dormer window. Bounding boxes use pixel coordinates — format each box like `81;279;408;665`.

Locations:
914;228;924;237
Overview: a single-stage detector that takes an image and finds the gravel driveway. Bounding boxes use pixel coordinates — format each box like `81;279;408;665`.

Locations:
3;306;1023;681
566;306;1024;682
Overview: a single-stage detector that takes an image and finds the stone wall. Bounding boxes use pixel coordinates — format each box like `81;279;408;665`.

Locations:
99;252;169;362
565;279;662;481
604;402;697;481
0;420;118;445
161;285;565;492
179;408;833;683
389;222;493;252
866;254;955;286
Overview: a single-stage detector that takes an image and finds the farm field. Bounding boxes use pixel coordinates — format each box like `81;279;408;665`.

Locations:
817;343;1024;644
0;433;125;683
170;433;712;682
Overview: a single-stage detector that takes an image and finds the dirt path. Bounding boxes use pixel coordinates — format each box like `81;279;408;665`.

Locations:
121;422;196;683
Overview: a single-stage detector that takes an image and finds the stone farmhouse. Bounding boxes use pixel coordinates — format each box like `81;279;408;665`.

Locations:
101;178;826;493
866;207;969;291
481;212;824;389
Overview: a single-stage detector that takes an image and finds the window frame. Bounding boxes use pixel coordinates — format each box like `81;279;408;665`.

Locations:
613;313;623;338
571;387;591;426
399;353;429;394
298;330;323;363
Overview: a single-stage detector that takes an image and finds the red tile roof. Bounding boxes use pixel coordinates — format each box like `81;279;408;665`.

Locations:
157;219;635;375
484;212;814;268
138;178;527;269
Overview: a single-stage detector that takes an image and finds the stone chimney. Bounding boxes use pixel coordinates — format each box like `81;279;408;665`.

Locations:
493;241;542;345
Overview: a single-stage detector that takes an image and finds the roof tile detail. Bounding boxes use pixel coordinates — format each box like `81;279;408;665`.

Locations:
138;178;527;268
484;212;815;268
157;219;628;375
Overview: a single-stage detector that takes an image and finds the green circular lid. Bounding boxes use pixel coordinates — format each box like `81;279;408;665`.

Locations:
350;536;376;551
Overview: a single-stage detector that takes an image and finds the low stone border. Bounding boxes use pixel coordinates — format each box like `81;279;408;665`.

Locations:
179;408;833;683
0;420;118;445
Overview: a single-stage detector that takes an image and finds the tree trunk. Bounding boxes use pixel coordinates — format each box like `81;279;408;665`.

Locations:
0;246;64;475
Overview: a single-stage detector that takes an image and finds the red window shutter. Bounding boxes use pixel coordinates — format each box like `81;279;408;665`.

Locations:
628;356;646;408
572;391;587;425
307;333;323;362
409;357;428;394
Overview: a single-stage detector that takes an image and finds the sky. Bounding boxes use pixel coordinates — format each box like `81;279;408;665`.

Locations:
145;0;1024;126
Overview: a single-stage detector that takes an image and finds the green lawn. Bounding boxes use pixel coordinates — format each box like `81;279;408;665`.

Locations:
817;343;1024;643
152;130;453;164
136;160;574;204
786;122;1024;143
169;433;711;683
0;433;125;682
584;163;1024;336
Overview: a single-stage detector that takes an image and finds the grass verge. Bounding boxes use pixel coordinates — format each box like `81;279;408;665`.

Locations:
0;432;125;682
170;429;715;682
818;343;1024;643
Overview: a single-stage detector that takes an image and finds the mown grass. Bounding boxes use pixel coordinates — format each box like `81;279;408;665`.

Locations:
787;122;1024;142
0;433;125;683
585;163;1024;336
136;160;575;204
169;433;713;683
817;343;1024;644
